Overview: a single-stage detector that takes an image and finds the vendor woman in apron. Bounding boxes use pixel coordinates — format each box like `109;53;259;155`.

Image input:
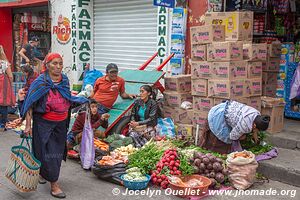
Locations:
199;100;270;154
22;53;88;198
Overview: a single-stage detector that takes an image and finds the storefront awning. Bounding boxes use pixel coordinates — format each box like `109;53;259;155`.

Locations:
0;0;48;8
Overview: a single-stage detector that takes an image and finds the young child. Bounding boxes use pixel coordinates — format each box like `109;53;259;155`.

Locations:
67;99;110;151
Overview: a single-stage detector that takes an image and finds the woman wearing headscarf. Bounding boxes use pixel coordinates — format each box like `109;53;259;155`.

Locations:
0;45;15;131
21;53;88;198
199;100;270;154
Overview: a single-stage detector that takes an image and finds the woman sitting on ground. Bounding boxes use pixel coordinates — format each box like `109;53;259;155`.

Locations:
128;85;158;148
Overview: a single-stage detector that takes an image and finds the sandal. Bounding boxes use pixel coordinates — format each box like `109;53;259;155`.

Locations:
50;191;66;199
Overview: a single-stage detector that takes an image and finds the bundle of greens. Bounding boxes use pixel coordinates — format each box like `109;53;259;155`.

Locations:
241;132;273;155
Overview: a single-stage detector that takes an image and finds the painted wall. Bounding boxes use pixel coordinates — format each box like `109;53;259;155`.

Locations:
185;0;208;74
51;0;93;89
0;8;13;65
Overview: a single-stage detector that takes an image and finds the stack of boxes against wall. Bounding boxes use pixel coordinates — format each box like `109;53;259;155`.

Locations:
262;42;282;97
190;11;265;133
163;75;193;139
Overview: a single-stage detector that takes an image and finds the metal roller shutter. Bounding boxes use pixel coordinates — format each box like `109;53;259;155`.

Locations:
93;0;158;71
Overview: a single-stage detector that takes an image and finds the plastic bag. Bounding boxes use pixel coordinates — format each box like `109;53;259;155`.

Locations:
156;118;176;138
83;69;103;88
80;105;95;169
181;101;192;110
226;150;258;190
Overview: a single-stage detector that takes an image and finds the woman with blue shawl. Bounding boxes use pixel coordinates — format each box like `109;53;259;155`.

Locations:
21;53;88;198
199;100;270;154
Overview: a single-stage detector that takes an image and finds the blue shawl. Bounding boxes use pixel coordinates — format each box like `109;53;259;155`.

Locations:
21;73;88;117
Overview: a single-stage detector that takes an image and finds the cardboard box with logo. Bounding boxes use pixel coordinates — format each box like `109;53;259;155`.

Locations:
268;42;282;58
192;79;208;97
191;61;212;79
261;96;285;133
211;61;247;80
165;75;191;93
175;123;194;138
208;79;245;99
262;84;277;97
243;43;267;61
193;111;208;130
193;97;214;113
164;92;193;107
262;72;278;85
249;96;262;112
205;11;253;41
262;58;280;71
190;25;225;45
247;61;262;78
191;44;207;61
245;78;262;97
163;106;193;124
207;41;243;61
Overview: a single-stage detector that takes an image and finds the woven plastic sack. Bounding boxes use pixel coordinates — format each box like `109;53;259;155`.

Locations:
5;136;41;192
80;105;95;169
226;150;258;190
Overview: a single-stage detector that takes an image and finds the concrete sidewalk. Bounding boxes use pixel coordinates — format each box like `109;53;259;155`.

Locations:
0;131;299;200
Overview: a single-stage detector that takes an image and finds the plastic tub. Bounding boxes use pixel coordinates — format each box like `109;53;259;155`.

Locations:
120;174;151;190
168;175;211;198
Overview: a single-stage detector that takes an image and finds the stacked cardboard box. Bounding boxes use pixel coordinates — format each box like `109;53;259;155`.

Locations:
261;96;285;133
262;42;282;97
163;75;193;138
190;25;226;132
193;11;263;112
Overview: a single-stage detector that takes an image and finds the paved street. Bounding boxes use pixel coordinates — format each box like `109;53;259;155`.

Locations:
0;131;299;200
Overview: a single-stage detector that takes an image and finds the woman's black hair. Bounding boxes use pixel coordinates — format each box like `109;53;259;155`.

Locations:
140;85;156;99
254;115;270;131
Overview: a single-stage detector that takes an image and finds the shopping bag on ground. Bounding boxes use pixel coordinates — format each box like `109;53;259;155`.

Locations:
80;106;95;169
156;118;176;138
226;150;258;190
5;136;41;192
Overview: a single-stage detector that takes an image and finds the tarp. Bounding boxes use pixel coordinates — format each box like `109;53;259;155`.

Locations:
0;0;48;8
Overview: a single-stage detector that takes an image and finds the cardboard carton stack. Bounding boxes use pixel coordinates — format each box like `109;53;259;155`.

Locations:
191;11;263;113
190;24;226;132
262;42;282;97
163;75;193;138
261;96;285;133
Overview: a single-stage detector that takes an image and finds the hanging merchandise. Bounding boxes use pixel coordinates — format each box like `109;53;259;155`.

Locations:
170;7;187;75
242;0;267;11
225;0;242;11
207;0;223;12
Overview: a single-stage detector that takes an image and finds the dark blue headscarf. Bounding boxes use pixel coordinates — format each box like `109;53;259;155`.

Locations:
21;72;88;117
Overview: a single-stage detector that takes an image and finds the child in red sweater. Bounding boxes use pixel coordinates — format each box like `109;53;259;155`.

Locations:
67;99;110;150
